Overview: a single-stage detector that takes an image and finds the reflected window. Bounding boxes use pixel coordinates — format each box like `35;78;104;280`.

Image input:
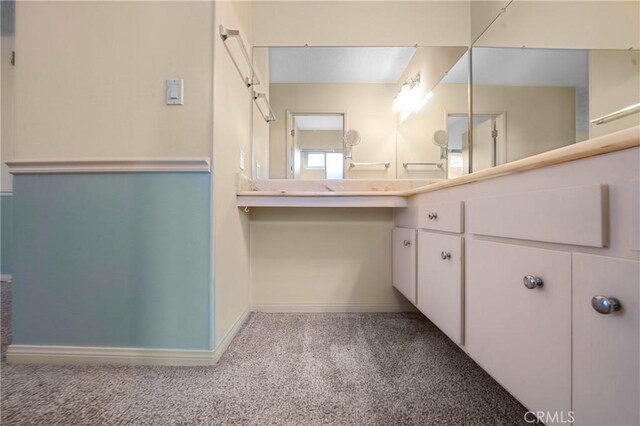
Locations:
303;152;326;169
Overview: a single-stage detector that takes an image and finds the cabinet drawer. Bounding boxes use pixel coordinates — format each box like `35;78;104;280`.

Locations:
392;227;417;304
466;184;607;247
418;201;463;233
572;254;639;426
417;231;463;344
466;239;571;416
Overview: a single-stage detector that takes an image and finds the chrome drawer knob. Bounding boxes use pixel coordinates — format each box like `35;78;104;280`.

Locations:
591;295;621;315
523;275;543;289
441;251;451;260
428;212;438;220
403;240;411;247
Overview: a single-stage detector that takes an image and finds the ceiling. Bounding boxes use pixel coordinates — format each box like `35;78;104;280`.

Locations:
295;115;343;131
269;47;417;84
442;48;589;88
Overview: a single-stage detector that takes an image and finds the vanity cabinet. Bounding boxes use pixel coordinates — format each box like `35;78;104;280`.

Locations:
392;227;417;304
465;239;572;416
394;146;639;422
572;253;640;426
417;231;463;344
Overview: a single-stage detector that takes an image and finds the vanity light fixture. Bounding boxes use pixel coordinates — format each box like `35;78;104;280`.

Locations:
392;73;433;114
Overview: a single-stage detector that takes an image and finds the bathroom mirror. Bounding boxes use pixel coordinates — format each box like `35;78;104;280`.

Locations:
469;46;590;171
469;1;639;171
252;46;469;180
396;49;469;179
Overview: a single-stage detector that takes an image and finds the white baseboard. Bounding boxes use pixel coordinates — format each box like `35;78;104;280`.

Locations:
6;305;415;365
212;306;250;363
7;308;252;366
251;302;414;313
6;345;217;366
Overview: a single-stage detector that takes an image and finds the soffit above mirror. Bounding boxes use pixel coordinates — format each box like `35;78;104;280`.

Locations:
444;48;588;89
269;47;417;84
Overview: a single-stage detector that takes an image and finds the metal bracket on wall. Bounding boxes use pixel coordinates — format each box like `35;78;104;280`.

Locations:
219;25;260;88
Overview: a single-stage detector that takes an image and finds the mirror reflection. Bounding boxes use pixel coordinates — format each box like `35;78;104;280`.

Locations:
252;1;638;181
470;1;639;172
289;113;345;180
253;46;469;180
396;50;469;179
470;47;590;172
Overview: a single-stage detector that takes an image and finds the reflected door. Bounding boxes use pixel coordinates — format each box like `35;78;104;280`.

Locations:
468;113;506;173
472;118;495;172
286;112;345;180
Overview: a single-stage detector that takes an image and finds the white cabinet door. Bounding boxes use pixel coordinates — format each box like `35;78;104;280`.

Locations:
573;253;640;426
417;231;463;344
392;227;417;304
466;239;572;418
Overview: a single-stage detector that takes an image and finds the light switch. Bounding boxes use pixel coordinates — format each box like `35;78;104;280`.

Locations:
240;150;245;171
166;79;183;105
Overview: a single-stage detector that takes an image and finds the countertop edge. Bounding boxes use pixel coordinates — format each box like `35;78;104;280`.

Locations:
238;126;640;199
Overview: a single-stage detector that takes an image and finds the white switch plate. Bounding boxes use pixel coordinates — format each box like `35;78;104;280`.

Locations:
240;150;245;171
166;78;183;105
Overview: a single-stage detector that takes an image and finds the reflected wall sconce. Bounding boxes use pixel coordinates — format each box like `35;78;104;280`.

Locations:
392;73;433;114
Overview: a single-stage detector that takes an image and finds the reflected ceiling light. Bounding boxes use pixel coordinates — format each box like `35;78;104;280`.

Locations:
392;74;433;114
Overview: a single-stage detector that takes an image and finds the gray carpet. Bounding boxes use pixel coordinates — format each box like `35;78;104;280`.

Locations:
1;283;528;425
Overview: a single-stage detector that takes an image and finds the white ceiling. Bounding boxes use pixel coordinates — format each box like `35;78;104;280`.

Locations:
443;48;589;88
295;115;343;131
269;47;417;84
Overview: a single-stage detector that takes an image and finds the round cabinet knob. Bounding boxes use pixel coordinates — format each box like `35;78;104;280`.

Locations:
523;275;543;289
428;212;438;220
591;295;621;315
403;240;411;247
441;251;451;260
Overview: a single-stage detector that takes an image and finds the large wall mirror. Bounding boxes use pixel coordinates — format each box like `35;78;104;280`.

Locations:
468;0;639;172
252;46;469;180
251;1;639;181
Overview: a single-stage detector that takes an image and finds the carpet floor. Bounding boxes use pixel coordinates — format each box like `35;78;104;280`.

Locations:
1;284;528;425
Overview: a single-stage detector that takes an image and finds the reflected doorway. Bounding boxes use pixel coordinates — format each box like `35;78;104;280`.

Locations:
286;112;346;180
446;113;506;177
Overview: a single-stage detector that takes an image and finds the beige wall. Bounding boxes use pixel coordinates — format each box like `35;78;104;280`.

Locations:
252;1;470;47
14;1;213;160
269;83;398;179
1;26;13;192
589;50;640;138
398;83;576;176
250;208;413;311
213;0;254;347
475;85;576;162
475;1;639;50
